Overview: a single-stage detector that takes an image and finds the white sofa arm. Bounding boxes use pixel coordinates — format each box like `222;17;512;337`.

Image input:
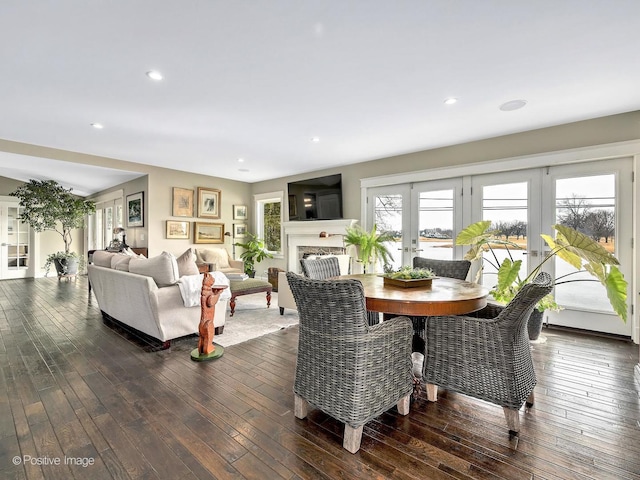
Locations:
277;272;297;315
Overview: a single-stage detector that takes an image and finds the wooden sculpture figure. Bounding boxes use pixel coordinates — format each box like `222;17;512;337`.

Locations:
192;272;227;361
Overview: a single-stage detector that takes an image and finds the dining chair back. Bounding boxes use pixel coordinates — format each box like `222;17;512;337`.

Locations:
300;256;341;279
412;257;471;280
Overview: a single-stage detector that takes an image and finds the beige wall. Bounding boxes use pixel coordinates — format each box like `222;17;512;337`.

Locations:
88;169;251;259
252;111;640;222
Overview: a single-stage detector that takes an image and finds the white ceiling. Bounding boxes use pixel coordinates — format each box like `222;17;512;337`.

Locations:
1;1;640;196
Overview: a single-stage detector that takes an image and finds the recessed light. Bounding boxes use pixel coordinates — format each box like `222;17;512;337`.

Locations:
444;97;458;105
499;99;527;111
237;158;245;163
90;123;104;129
146;70;163;81
311;137;320;142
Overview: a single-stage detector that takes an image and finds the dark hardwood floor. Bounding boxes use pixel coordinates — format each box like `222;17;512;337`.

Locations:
1;276;639;479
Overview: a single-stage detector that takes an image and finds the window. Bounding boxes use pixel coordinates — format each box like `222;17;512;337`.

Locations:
255;192;283;255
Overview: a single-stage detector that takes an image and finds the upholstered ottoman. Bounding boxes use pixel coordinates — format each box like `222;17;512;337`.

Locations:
228;278;272;316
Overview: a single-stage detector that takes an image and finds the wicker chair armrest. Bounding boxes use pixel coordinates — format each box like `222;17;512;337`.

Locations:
468;302;504;319
366;315;414;376
426;313;502;351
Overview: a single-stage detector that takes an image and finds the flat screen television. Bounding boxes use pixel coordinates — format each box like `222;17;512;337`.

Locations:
287;173;343;221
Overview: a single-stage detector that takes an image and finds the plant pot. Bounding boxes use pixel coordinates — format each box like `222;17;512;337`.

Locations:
54;257;79;277
528;309;544;341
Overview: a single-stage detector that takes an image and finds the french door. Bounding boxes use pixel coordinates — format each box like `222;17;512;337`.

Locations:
366;178;464;272
0;200;32;279
366;158;633;337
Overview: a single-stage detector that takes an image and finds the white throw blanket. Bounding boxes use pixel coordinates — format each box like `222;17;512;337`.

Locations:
177;272;231;307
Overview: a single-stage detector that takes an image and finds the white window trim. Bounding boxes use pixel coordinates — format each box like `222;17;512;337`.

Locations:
254;191;284;256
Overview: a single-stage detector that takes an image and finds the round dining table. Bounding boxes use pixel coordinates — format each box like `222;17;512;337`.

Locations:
336;274;489;317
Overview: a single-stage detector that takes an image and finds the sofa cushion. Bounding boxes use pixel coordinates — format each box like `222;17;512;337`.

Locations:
111;254;132;271
129;251;180;287
176;248;199;276
196;248;230;269
93;250;117;268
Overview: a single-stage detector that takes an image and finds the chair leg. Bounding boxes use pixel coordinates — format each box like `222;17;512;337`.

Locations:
426;383;438;402
343;424;364;454
525;391;535;409
294;394;308;419
397;394;410;415
503;407;520;436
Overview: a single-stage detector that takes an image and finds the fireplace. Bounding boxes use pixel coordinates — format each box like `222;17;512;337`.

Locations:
283;219;358;273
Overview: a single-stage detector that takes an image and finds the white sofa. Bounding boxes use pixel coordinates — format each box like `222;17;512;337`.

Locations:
88;250;229;347
278;254;351;314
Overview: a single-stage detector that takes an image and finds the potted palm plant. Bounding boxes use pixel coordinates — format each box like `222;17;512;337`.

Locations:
234;233;273;277
10;179;96;277
344;223;395;273
456;220;627;340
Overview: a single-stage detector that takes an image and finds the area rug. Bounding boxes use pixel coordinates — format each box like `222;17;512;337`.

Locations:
215;290;299;347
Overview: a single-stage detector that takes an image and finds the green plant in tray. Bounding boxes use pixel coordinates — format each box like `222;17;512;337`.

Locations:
384;265;435;280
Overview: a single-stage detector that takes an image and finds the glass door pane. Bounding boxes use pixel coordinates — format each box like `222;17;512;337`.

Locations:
470;169;541;288
412;178;463;263
543;158;632;336
554;174;615;311
366;185;410;272
480;182;529;287
1;203;30;279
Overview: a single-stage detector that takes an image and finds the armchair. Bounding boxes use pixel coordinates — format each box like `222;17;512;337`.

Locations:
422;272;553;436
287;273;414;453
195;248;244;275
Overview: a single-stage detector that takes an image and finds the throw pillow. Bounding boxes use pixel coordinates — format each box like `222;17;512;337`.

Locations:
129;251;180;287
197;248;230;269
176;248;199;276
92;250;117;268
111;254;132;271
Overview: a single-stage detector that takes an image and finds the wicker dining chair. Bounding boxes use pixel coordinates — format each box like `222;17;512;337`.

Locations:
412;257;471;280
422;272;553;436
410;257;472;351
301;256;380;325
300;256;341;279
286;272;414;453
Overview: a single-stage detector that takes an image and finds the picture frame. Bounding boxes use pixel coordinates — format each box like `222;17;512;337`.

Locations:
233;204;248;220
233;223;247;238
126;192;144;227
166;220;190;239
194;222;224;244
172;187;194;217
197;187;221;219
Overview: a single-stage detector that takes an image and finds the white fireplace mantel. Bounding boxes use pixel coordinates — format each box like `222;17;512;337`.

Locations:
283;219;358;272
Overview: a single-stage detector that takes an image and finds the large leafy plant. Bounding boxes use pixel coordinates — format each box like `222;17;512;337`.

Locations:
344;224;395;273
456;220;627;321
10;179;96;275
234;233;273;275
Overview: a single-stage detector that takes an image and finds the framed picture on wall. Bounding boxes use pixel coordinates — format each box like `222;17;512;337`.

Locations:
233;223;247;238
197;187;221;219
194;222;224;244
166;220;190;239
233;204;247;220
126;192;144;227
172;187;194;217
